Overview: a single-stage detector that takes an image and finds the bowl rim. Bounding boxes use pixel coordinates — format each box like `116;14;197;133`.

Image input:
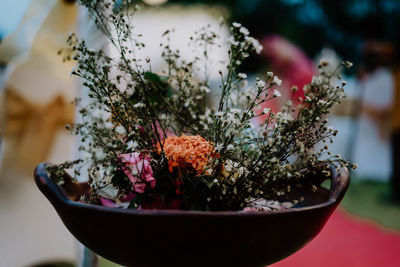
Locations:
34;162;349;217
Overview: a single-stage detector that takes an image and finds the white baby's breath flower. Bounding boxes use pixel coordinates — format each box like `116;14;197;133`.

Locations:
244;36;263;54
232;22;241;28
238;73;247;79
215;111;224;117
281;113;293;122
240;80;248;88
200;86;210;93
215;143;223;152
95;148;106;161
255;41;263;53
345;61;353;68
93;108;104;120
105;165;114;176
227;36;239;47
104;121;114;129
92;107;112;121
239;26;249;36
115;125;126;135
227;144;234;151
82;151;91;161
117;84;127;94
263;108;271;114
133;102;145;108
221;160;248;182
256;80;266;88
125;87;134;97
273;76;282;86
230;108;241;114
311;76;323;86
266;72;273;78
170;79;179;88
126;140;138;150
273;89;281;97
225;113;237;124
271;157;278;163
98;184;119;199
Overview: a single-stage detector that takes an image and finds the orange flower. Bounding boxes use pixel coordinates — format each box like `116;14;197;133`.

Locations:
158;134;217;174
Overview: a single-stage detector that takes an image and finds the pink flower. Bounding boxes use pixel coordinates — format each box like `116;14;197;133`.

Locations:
118;152;155;193
99;193;135;209
100;197;118;208
243;207;259;212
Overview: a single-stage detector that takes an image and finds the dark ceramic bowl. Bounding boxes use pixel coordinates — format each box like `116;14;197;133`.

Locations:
34;163;349;267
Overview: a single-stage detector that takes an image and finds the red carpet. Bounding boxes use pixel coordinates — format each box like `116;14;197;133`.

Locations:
272;209;400;267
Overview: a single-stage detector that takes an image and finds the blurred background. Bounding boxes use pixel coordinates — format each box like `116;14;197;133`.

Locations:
0;0;400;266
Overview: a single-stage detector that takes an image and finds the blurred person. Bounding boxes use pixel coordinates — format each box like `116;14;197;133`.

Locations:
0;0;78;266
352;41;395;181
256;35;315;122
391;48;400;203
0;0;77;174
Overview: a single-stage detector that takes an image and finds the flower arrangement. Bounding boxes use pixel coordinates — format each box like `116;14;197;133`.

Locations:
49;0;356;212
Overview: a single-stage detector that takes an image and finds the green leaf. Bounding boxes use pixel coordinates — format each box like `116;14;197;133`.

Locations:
144;71;172;106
